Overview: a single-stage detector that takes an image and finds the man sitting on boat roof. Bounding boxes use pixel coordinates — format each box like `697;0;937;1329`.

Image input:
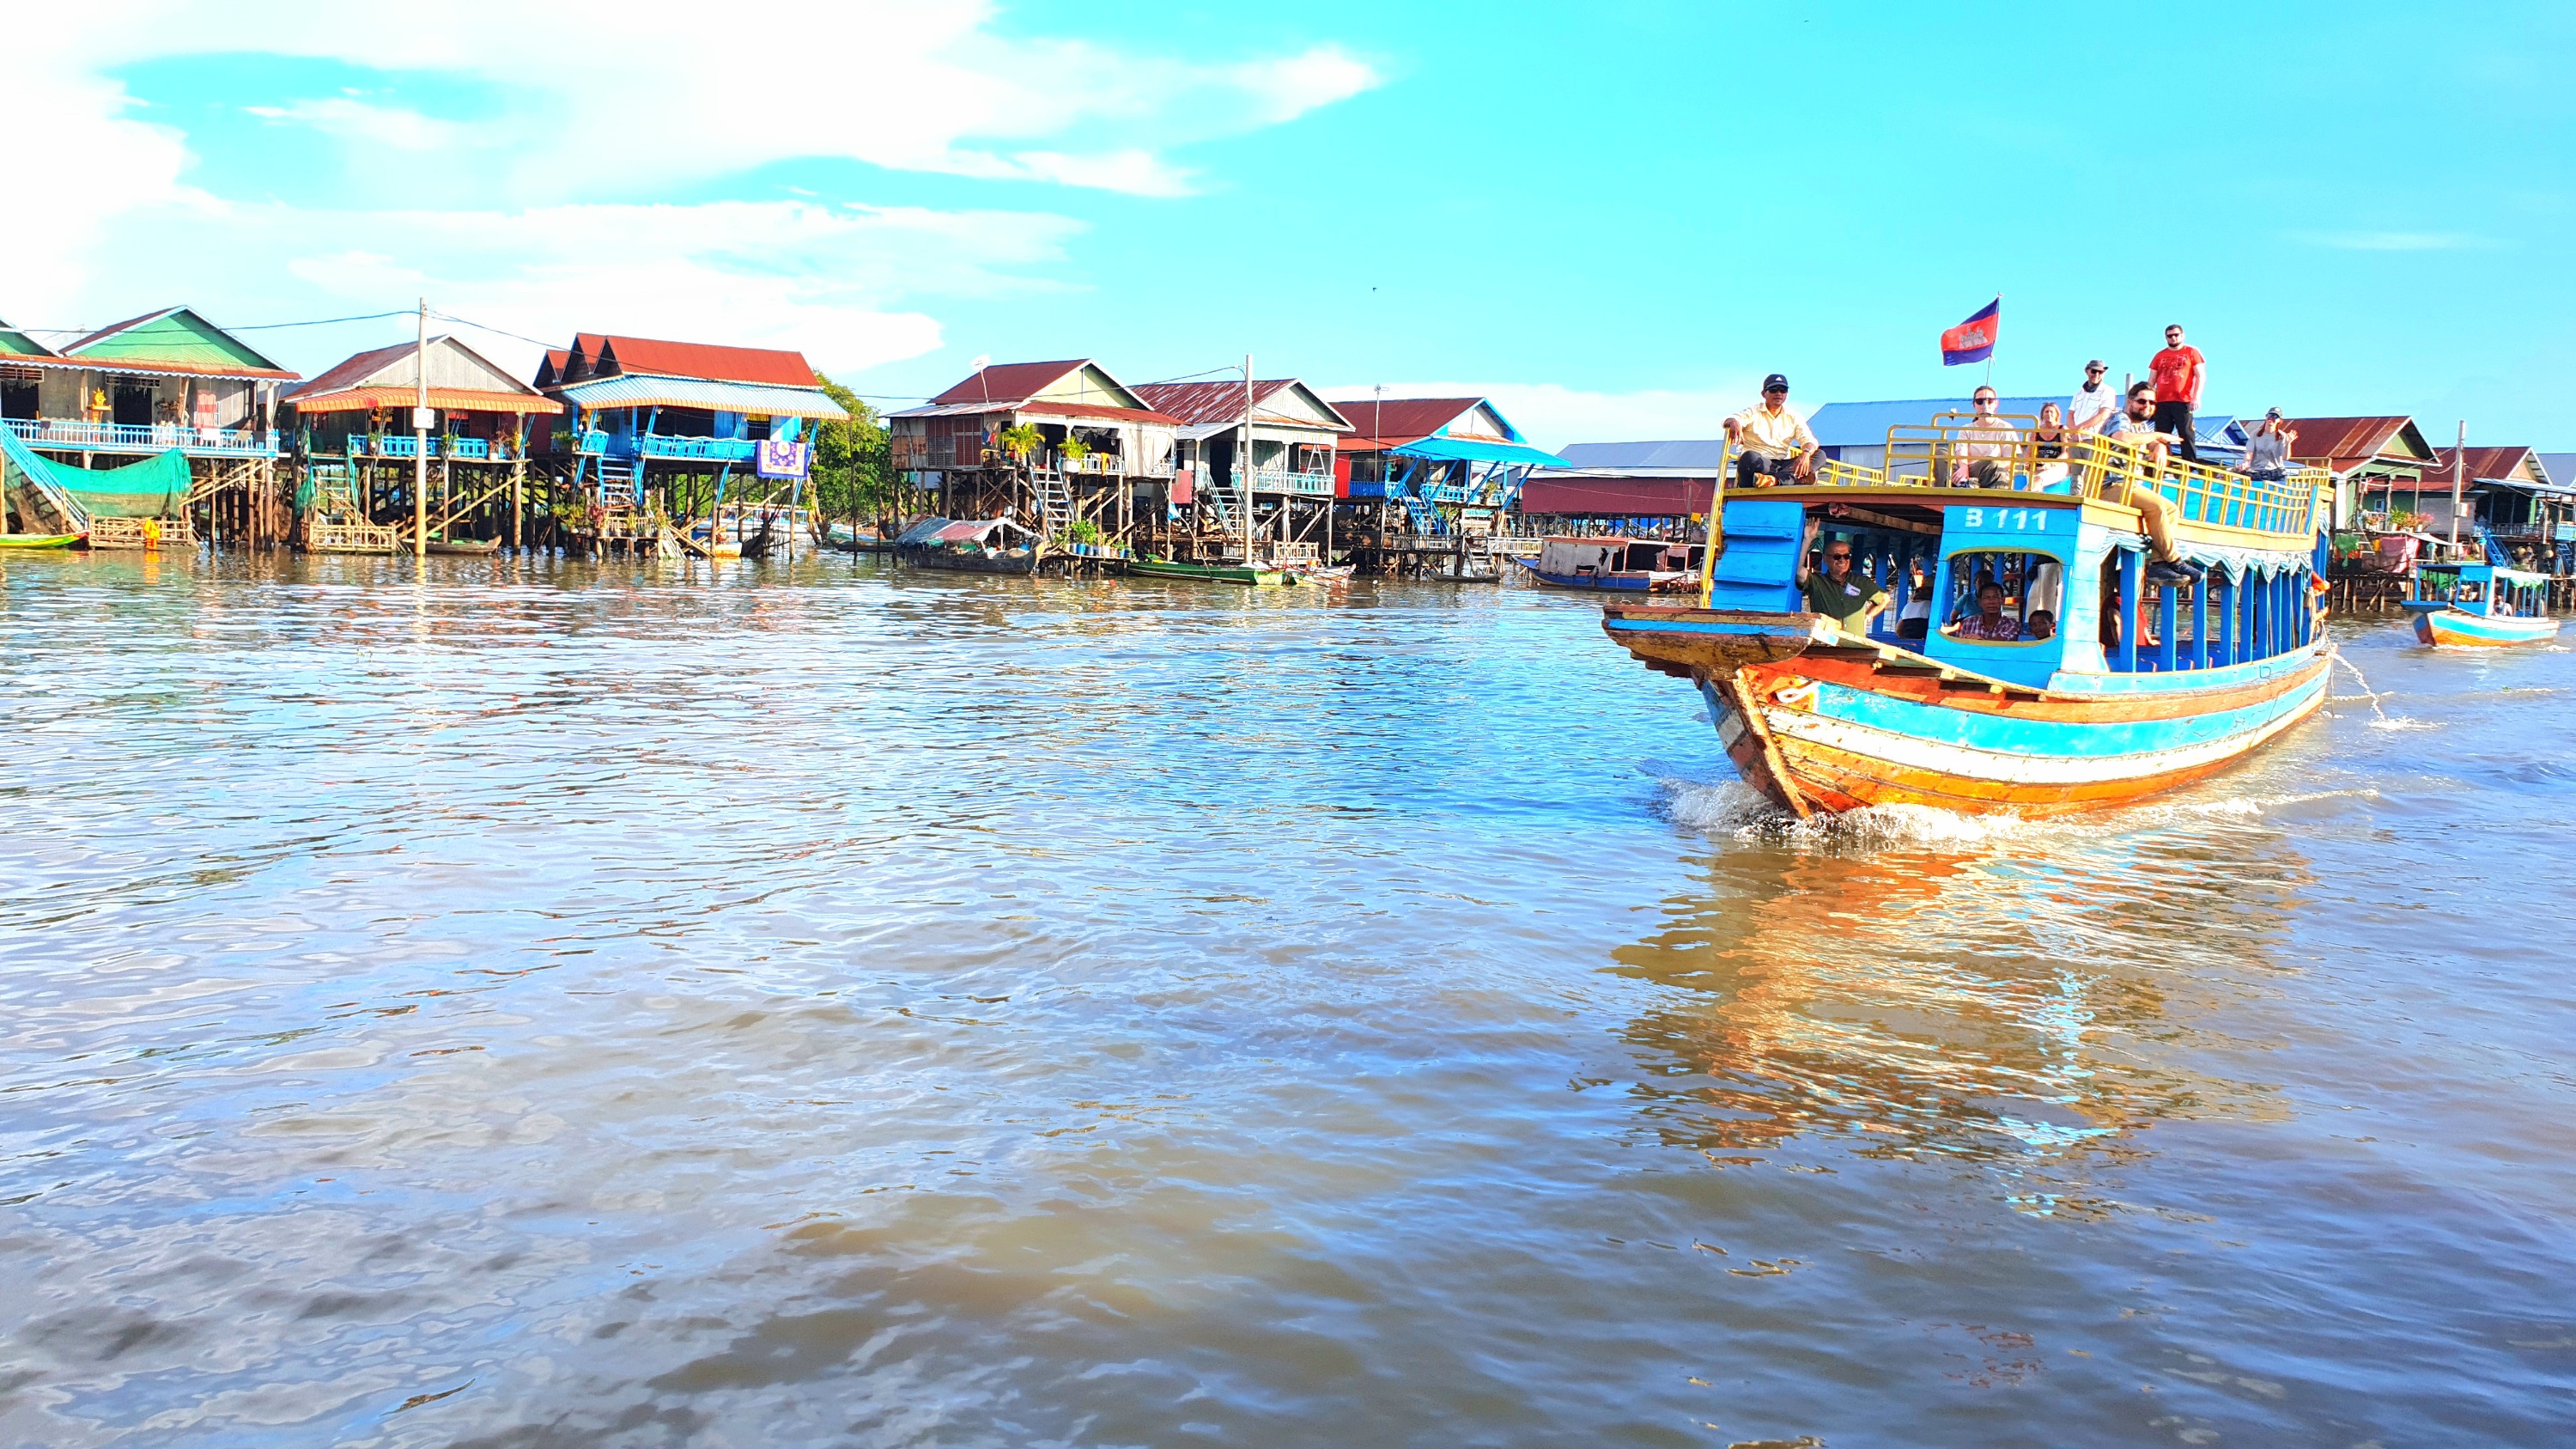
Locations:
1724;374;1820;488
2099;384;2199;587
1798;520;1891;636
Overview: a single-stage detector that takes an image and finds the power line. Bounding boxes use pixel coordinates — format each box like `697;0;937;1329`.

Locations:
10;307;412;336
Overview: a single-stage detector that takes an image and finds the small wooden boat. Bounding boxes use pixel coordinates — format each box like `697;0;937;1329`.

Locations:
1601;417;2336;818
894;516;1042;575
425;537;501;556
2405;562;2559;647
1129;558;1289;587
0;533;84;549
1509;535;1702;592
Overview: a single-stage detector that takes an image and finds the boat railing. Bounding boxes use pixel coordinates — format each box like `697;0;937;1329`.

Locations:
1856;420;2324;540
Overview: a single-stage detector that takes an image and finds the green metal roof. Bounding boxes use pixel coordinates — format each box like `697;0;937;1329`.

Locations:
59;307;293;377
0;318;53;358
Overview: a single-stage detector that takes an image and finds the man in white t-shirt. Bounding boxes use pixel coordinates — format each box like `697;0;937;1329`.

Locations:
2069;359;2119;433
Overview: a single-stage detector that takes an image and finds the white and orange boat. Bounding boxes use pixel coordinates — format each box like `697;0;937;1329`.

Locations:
1602;416;2336;818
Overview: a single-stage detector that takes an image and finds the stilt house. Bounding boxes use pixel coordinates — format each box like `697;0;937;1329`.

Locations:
889;360;1178;555
1130;379;1351;563
538;332;849;511
284;336;559;550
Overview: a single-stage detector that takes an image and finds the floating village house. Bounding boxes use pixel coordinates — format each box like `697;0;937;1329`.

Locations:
2277;415;2438;528
1129;379;1351;563
888;360;1178;558
0;306;300;543
2421;445;2570;570
1334;395;1558;528
283;335;559;551
538;333;848;544
1521;441;1726;533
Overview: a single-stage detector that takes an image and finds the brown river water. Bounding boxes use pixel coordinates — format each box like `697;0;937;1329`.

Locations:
2;550;2572;1447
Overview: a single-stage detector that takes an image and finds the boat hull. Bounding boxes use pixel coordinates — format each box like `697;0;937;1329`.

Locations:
1504;556;1686;592
1128;560;1288;587
0;533;83;549
2412;606;2559;648
1605;605;2330;818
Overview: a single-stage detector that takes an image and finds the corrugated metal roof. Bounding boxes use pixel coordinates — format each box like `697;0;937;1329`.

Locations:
2276;416;2425;469
289;336;547;404
1323;398;1501;448
1391;436;1566;469
931;360;1087;406
556;374;849;420
2424;445;2537;485
1131;379;1352;430
1555;439;1730;470
591;335;821;388
1807;398;2061;447
286;387;562;416
58;305;297;379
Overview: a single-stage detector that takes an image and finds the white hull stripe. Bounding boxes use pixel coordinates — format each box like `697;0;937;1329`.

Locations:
1754;678;2326;788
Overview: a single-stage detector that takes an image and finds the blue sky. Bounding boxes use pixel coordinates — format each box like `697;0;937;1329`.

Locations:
15;1;2575;447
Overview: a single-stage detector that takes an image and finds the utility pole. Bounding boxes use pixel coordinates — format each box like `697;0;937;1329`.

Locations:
413;297;429;560
2450;419;2467;555
1241;353;1255;564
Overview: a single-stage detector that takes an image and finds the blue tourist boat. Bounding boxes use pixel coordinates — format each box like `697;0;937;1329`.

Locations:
2403;561;2560;647
1601;420;2335;818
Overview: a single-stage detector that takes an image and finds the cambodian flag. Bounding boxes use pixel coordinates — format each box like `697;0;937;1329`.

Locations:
1941;297;2000;366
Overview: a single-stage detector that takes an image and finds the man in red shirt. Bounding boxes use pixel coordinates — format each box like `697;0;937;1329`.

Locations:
2148;324;2206;461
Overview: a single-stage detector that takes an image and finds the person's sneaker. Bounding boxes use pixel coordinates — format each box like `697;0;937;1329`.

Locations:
2144;560;2197;587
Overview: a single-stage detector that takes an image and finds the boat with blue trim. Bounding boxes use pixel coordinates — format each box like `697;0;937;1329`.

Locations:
2404;561;2559;647
1506;535;1703;593
1602;417;2335;817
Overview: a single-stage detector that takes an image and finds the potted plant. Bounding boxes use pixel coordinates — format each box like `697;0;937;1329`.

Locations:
1057;434;1090;472
998;423;1043;462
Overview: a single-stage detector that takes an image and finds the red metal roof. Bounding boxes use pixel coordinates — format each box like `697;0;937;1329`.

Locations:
2276;416;2425;471
1522;474;1708;517
1330;397;1487;449
292;341;417;398
591;335;821;388
1133;379;1297;427
931;360;1089;407
2423;445;2536;484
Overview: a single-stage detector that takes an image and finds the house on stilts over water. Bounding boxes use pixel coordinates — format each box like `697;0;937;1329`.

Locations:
537;333;848;557
1330;395;1563;579
0;306;300;547
887;360;1178;574
281;335;560;555
1129;378;1352;570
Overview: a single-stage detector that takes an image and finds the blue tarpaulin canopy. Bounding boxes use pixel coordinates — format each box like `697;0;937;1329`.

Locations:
1389;436;1567;469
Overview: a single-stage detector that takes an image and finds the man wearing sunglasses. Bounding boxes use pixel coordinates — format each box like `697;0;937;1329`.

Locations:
2148;325;2206;461
1724;374;1820;489
2069;359;2118;434
1796;518;1891;636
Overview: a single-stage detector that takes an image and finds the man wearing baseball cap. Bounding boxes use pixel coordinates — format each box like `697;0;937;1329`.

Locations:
2069;359;2118;434
1723;374;1820;489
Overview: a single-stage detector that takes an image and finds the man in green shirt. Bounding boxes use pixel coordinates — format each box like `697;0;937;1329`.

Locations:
1796;521;1890;636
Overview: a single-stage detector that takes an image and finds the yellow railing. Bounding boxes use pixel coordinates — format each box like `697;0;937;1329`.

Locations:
1859;417;2323;540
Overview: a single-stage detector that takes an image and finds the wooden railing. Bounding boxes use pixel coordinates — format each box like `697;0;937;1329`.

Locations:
4;417;277;457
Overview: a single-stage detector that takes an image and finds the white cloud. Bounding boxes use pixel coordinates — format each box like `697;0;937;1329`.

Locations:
1322;380;1768;453
3;1;1379;377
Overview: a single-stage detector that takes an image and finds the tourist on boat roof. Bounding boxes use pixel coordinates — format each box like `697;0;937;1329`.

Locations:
2069;359;2119;433
1798;519;1890;636
2102;384;2199;586
2148;325;2206;461
1724;374;1820;488
2242;409;2295;483
2030;402;2071;490
1954;387;2021;487
1951;581;2025;641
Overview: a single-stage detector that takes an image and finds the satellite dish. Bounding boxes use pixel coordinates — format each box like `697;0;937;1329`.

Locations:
969;354;991;371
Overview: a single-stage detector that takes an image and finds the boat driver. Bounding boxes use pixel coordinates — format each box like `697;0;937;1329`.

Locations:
1725;374;1820;488
1798;520;1892;636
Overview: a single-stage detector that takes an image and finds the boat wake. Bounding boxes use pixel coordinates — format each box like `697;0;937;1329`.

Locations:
1656;776;2380;850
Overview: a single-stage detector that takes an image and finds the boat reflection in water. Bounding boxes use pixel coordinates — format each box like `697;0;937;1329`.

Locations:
1607;787;2312;1206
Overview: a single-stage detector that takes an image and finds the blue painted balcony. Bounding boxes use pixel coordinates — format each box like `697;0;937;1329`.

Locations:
346;435;511;460
629;434;758;464
3;417;279;459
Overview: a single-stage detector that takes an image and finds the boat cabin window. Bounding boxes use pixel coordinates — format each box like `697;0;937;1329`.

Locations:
2100;547;2317;673
1936;549;2062;644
